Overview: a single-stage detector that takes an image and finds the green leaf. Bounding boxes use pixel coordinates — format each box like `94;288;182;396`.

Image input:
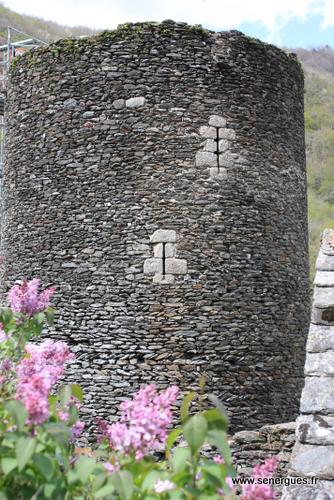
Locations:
206;430;232;463
0;307;13;325
67;404;78;426
16;437;36;471
44;423;70;445
166;427;182;451
180;392;196;423
70;383;84;402
183;415;208;453
1;457;17;474
203;408;228;432
168;492;184;500
59;385;72;407
95;481;115;498
34;312;45;325
5;400;28;432
199;375;206;393
110;471;134;500
75;456;98;483
141;471;161;491
45;307;55;326
207;394;229;424
171;447;191;474
48;395;58;413
91;472;108;492
201;463;225;486
43;484;57;498
33;454;55;480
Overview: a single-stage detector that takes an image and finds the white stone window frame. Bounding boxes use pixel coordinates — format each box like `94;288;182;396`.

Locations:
195;114;237;178
143;230;187;284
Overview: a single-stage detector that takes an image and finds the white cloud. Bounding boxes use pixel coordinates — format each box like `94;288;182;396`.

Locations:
322;0;334;27
4;0;334;43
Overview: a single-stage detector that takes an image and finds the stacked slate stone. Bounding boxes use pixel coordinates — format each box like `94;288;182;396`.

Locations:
230;422;296;481
282;229;334;499
0;21;309;436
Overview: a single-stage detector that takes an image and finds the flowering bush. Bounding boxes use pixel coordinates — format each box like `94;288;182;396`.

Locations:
0;278;278;499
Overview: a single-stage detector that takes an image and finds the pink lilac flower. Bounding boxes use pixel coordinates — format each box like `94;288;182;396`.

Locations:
104;461;120;474
98;384;179;460
0;323;9;342
241;456;279;500
1;358;12;372
8;278;54;317
154;479;176;493
58;411;69;422
15;339;74;424
226;477;236;492
213;454;225;464
70;420;85;440
217;477;236;496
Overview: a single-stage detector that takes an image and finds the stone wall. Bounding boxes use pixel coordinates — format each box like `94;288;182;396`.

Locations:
231;422;296;479
230;422;296;496
0;21;309;433
283;229;334;499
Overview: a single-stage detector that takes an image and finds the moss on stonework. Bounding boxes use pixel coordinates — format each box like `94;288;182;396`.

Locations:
9;20;210;71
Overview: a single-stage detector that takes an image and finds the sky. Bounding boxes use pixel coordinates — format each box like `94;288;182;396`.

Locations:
5;0;334;48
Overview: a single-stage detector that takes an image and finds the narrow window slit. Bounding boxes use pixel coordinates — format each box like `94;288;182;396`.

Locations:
215;127;220;172
162;242;166;275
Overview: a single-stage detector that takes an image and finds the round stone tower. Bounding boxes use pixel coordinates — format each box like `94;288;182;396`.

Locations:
0;21;309;431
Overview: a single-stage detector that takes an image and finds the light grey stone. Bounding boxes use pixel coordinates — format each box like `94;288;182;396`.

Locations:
313;287;334;307
196;151;217;167
297;415;334;445
63;98;78;109
143;258;162;274
125;97;146;108
233;430;264;443
210;167;227;179
282;481;334;499
300;377;334;413
259;421;296;434
199;126;217;139
218;128;236;140
320;229;334;254
83;111;95;118
150;229;177;243
204;139;217;152
165;243;176;257
218;139;229;152
218;152;235;168
289;442;334;479
314;271;334;287
305;351;334;376
316;251;334;271
312;306;334;325
153;242;175;257
153;243;163;258
307;324;334;352
209;115;227;127
153;274;175;284
112;99;125;109
165;258;187;274
62;262;77;268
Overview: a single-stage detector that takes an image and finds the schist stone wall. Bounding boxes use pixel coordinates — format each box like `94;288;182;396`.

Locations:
0;21;309;432
282;229;334;499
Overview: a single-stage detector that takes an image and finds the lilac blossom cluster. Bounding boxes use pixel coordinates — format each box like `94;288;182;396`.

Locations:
241;456;279;500
8;278;54;317
98;384;179;460
15;339;74;424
